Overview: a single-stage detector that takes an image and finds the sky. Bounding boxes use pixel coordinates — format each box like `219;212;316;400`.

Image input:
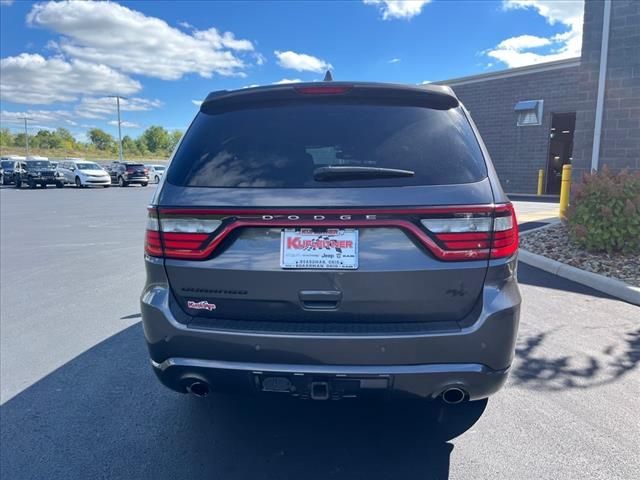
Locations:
0;0;584;141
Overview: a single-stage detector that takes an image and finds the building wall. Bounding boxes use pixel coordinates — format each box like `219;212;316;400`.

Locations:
572;0;640;180
451;66;579;194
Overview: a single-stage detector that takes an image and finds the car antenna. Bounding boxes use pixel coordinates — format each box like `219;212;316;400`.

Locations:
323;70;333;82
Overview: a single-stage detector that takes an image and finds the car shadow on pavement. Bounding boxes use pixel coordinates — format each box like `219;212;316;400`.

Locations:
0;323;487;480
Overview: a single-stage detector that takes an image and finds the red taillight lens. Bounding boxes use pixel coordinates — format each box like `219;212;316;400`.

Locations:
144;208;222;259
420;203;518;260
295;86;352;95
489;204;518;259
144;210;163;256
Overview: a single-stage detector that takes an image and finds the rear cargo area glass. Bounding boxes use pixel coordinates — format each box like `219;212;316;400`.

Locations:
168;104;487;188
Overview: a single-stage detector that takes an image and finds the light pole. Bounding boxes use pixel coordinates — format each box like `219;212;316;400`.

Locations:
109;95;127;161
22;117;32;157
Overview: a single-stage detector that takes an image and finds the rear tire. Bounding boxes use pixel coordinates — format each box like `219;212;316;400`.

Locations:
154;175;160;184
118;176;128;187
15;179;21;188
28;179;36;189
141;182;148;187
103;185;110;188
56;181;64;189
75;177;83;188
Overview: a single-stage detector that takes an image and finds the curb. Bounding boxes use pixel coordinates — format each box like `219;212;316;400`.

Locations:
518;249;640;306
519;219;560;235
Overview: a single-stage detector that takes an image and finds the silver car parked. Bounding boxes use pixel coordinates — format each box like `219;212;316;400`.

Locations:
57;159;111;188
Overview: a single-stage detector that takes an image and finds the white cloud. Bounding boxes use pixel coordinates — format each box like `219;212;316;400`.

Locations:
420;80;432;84
27;0;257;80
0;0;15;6
272;78;302;84
363;0;432;20
495;34;551;51
74;96;162;119
274;50;332;73
0;53;141;104
108;120;140;128
191;100;203;106
487;0;584;68
388;58;401;64
242;84;261;89
1;109;75;128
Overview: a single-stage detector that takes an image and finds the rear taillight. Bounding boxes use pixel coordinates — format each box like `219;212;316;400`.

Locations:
144;208;222;259
144;204;518;262
489;204;519;259
420;203;518;260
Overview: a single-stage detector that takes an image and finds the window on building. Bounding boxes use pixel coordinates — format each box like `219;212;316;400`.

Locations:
515;100;543;126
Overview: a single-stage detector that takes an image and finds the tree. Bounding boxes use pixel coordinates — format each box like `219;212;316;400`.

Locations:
135;136;149;156
121;135;139;156
13;133;28;149
168;130;183;152
54;128;76;152
32;130;62;150
140;125;170;153
0;128;13;147
88;128;115;151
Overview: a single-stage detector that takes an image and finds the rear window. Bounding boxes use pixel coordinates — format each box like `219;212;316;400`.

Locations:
168;103;487;188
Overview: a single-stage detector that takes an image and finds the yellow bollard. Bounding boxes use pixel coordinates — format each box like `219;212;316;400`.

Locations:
559;164;572;219
537;169;544;196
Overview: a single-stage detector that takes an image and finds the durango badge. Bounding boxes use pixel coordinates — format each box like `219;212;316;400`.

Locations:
187;300;217;311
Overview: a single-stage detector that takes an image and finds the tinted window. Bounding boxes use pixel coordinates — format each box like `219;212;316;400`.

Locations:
168;103;486;188
76;163;101;170
1;161;13;168
26;161;51;168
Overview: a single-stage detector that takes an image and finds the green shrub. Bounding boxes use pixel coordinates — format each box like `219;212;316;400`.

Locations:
567;167;640;253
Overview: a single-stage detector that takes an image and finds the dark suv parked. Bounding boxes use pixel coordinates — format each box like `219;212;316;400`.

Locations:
14;159;64;188
1;160;16;185
108;161;149;187
141;82;521;405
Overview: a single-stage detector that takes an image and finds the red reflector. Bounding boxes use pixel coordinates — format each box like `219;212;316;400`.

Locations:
295;86;352;95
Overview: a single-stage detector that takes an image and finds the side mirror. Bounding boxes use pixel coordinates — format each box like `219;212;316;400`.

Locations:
70;167;76;171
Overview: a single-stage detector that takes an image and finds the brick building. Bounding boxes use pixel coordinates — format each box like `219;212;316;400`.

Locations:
434;0;639;194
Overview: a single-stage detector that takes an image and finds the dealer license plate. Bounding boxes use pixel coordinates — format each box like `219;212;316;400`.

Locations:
280;229;358;270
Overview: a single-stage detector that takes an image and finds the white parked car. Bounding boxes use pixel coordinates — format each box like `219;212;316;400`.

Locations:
145;164;166;184
57;159;111;188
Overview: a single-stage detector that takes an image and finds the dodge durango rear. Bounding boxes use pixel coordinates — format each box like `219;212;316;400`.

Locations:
141;81;521;405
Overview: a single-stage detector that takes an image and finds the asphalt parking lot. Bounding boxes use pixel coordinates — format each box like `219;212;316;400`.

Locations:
1;185;638;480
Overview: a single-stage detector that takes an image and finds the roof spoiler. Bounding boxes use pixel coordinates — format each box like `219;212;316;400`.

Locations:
201;82;459;113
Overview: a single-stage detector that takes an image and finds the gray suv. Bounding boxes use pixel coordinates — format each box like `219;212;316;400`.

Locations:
141;82;521;404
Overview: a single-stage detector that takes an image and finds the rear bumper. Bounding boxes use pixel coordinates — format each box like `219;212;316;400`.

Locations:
141;258;521;400
151;356;509;400
125;176;149;184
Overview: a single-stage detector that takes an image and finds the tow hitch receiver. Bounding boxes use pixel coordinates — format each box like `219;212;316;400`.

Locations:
310;381;330;400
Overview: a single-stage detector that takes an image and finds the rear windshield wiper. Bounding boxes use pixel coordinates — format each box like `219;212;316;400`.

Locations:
313;166;415;181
